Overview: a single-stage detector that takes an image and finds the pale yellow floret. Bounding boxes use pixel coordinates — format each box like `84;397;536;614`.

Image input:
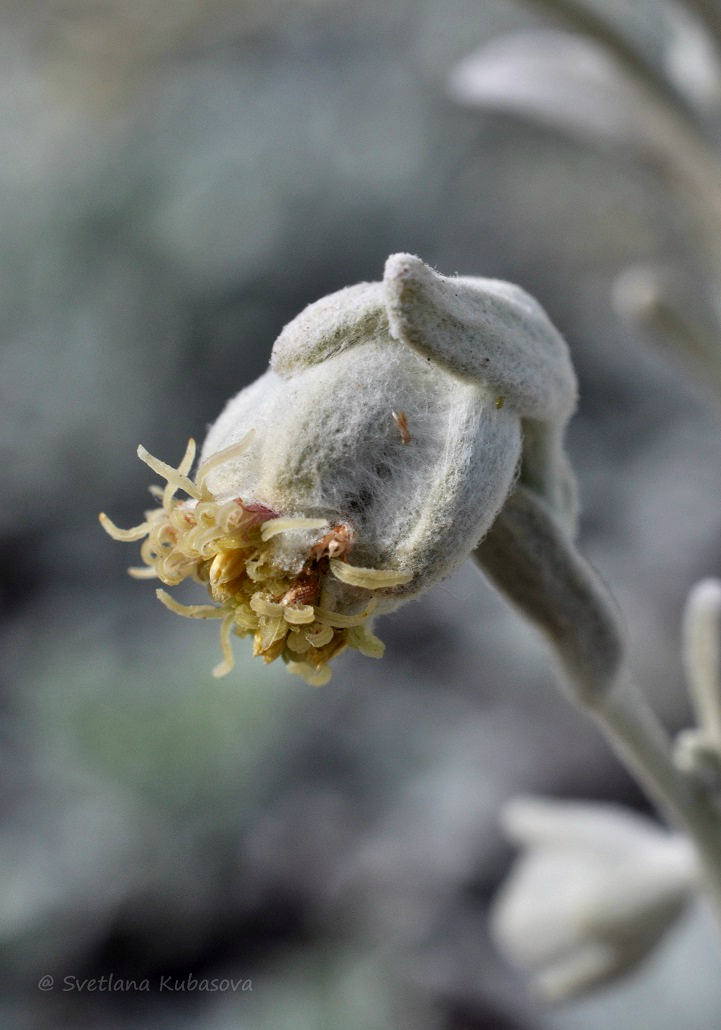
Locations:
127;566;159;579
156;588;227;619
163;438;197;509
250;593;285;618
282;604;316;625
287;629;312;654
209;549;247;587
255;615;287;654
329;559;413;589
260;517;329;541
245;553;276;582
233;605;259;631
137;445;204;500
195;430;256;490
286;661;333;687
314;600;378;628
347;625;385;658
212;612;236;678
102;438;406;684
304;624;335;648
98;512;151;541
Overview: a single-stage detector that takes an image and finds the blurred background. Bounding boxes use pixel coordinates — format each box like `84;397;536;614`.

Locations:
5;0;721;1026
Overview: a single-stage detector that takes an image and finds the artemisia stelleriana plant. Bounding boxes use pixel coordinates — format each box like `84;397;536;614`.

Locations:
100;5;721;997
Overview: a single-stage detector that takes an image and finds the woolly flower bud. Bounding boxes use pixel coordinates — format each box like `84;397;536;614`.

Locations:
491;797;698;1002
100;254;576;684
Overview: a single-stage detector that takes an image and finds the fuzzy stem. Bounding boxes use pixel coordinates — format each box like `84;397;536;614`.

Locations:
594;676;721;922
514;0;721;338
686;0;721;49
513;0;692;118
475;486;721;923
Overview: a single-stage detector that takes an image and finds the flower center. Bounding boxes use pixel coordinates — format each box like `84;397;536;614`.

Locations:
99;436;410;684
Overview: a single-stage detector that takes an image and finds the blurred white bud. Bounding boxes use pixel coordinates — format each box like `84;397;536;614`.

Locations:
491;796;698;1002
101;254;576;683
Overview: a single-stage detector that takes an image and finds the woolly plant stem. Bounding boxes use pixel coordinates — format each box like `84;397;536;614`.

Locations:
516;0;721;343
686;0;721;49
475;485;721;923
597;677;721;921
513;0;690;117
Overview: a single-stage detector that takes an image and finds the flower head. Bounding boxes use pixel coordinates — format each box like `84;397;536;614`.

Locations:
100;254;576;684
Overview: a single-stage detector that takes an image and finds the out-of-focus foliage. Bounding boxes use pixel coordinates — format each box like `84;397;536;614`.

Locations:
3;0;338;109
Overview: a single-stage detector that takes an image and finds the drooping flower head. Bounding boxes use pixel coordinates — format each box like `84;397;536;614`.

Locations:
100;254;576;684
